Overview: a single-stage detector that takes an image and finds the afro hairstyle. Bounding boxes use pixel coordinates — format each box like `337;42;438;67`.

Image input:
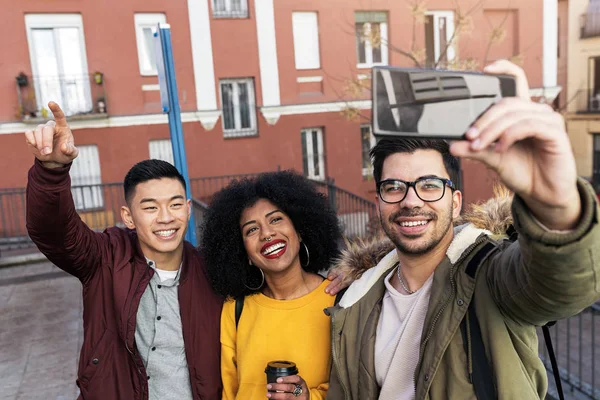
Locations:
200;170;342;299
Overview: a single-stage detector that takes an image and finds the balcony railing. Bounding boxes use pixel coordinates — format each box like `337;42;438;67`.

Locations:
570;89;600;114
15;73;107;121
581;13;600;39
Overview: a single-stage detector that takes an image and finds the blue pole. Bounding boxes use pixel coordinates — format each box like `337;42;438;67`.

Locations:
156;25;197;246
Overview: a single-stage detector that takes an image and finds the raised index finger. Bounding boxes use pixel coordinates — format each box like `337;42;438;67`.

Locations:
48;101;68;127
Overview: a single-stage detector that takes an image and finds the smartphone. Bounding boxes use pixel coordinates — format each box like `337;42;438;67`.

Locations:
371;66;517;139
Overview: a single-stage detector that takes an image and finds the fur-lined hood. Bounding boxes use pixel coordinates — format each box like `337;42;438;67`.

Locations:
334;186;513;308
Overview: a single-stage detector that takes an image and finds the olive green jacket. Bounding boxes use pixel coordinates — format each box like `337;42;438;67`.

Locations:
327;179;600;400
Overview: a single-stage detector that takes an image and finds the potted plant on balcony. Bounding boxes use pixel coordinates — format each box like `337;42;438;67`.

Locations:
96;97;106;114
16;72;28;87
20;90;38;120
93;71;104;85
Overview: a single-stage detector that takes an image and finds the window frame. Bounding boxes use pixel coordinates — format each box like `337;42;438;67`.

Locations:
301;127;326;181
24;14;92;115
134;13;167;76
219;78;258;138
355;14;389;69
211;0;249;19
70;144;104;211
149;139;175;165
424;11;456;66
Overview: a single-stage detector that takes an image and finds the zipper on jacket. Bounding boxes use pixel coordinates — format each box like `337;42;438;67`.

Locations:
330;310;350;399
415;236;488;394
125;261;152;400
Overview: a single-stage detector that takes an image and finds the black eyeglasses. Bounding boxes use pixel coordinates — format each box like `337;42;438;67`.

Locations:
377;177;455;204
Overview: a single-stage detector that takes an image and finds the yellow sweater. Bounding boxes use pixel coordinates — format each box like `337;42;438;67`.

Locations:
221;279;334;400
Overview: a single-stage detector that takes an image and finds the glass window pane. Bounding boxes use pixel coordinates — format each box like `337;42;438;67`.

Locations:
142;27;157;72
221;83;235;130
149;139;174;165
238;82;251;129
31;29;62;112
371;23;382;63
58;27;91;114
356;23;366;64
312;130;320;176
214;0;226;12
231;0;242;12
361;126;371;169
301;131;309;177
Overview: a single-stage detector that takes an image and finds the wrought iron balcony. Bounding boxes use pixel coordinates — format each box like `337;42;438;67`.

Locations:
15;73;107;121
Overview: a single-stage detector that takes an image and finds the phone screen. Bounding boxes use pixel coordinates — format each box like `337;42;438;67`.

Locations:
372;67;516;139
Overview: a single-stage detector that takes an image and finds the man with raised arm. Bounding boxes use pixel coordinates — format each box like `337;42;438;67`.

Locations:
326;61;600;399
25;102;223;400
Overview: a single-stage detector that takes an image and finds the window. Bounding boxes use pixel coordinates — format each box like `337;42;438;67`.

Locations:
70;145;103;210
212;0;248;18
134;13;166;76
301;128;325;180
424;11;455;67
292;12;320;70
149;139;174;165
594;134;600;187
588;57;600;112
25;14;92;116
220;79;257;137
361;125;376;177
355;12;388;68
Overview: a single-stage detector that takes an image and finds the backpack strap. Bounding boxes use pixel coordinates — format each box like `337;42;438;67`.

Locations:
461;242;564;400
542;322;565;400
235;296;244;329
460;242;497;400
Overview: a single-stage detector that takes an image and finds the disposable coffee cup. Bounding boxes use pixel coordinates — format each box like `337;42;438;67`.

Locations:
265;360;298;390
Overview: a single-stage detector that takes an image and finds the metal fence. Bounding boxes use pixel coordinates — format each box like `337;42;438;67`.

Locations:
0;173;376;252
539;304;600;399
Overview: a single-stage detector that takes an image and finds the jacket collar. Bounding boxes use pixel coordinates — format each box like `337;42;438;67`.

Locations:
339;224;491;308
129;228;193;283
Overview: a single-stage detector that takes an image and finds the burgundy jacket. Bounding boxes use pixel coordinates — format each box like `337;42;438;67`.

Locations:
26;160;223;400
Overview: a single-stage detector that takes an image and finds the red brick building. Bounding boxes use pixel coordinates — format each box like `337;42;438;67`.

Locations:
0;0;561;206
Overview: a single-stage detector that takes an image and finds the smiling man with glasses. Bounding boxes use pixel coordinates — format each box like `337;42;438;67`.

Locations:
326;60;600;400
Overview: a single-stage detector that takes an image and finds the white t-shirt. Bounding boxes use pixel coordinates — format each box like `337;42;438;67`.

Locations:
375;266;434;400
154;268;178;282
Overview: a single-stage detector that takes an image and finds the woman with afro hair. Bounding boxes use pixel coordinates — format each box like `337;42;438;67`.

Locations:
201;170;343;400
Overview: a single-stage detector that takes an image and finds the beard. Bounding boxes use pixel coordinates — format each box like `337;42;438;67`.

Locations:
380;205;454;255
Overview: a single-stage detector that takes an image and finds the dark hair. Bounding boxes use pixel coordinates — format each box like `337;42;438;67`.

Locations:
200;170;342;299
370;138;460;185
123;160;186;203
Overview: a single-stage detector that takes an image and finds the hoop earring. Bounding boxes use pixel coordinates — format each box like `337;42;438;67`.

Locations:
301;241;310;268
244;265;265;291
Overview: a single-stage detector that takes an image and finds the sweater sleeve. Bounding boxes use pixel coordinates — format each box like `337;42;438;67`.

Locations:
308;382;329;400
221;300;239;400
26;159;110;284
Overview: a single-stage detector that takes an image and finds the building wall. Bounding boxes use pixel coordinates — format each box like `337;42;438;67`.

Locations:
0;0;199;121
0;0;551;207
557;0;569;109
567;0;598;178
